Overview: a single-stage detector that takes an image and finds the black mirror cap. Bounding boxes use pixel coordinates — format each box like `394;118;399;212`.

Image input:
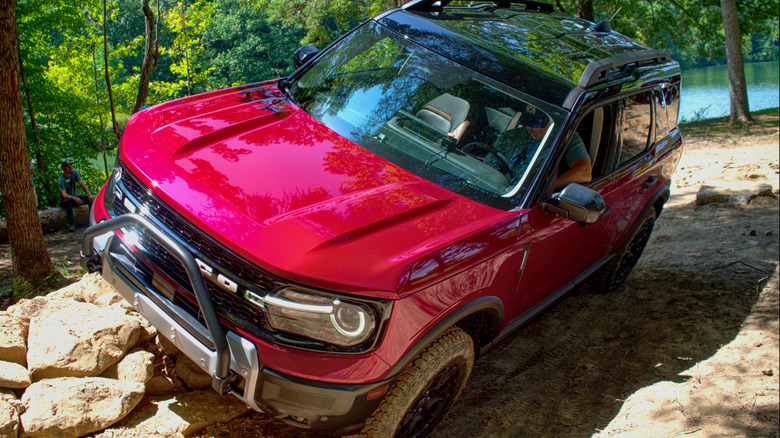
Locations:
542;183;610;225
294;45;320;69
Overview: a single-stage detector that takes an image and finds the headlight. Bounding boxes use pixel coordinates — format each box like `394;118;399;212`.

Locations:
257;287;377;347
103;163;123;215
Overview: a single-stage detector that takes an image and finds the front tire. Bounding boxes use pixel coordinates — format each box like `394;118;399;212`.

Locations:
360;326;474;438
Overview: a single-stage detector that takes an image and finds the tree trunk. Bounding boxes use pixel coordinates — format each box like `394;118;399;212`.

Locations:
575;0;594;21
103;0;122;143
133;0;158;113
0;0;54;286
719;0;753;126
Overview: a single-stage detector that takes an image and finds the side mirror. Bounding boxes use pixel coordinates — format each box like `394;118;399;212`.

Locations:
542;183;610;225
294;45;319;69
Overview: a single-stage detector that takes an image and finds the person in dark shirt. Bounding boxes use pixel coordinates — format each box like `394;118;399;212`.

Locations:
504;111;592;190
58;161;93;231
554;132;592;190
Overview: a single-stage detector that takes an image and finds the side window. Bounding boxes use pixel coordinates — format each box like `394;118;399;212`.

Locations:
619;92;652;166
574;104;614;180
664;84;680;128
654;90;670;139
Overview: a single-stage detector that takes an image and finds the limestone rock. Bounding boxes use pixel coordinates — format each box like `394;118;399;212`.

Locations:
26;301;141;380
6;296;73;327
127;313;157;344
175;355;212;391
20;377;144;438
0;315;28;366
48;272;120;306
98;390;250;437
144;375;187;396
696;182;775;206
0;398;20;438
0;389;23;415
100;349;155;383
0;361;31;389
156;334;180;356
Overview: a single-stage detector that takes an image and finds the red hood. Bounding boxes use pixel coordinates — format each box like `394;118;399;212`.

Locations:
120;81;519;295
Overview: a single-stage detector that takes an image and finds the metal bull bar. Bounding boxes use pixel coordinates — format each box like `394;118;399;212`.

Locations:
80;214;236;394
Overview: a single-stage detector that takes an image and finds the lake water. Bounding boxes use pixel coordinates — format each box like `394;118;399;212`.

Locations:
679;60;779;121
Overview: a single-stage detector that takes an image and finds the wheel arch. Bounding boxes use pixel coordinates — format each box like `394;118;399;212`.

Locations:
385;296;504;377
652;184;670;218
628;183;669;239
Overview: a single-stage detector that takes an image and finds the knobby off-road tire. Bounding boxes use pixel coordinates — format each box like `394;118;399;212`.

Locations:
359;326;474;438
594;205;656;292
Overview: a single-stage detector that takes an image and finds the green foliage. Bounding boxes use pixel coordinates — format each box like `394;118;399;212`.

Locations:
3;277;33;299
156;0;217;98
79;165;109;198
555;0;779;69
201;0;305;88
258;0;398;47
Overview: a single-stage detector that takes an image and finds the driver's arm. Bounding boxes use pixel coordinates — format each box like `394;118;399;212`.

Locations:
554;133;592;189
554;157;592;190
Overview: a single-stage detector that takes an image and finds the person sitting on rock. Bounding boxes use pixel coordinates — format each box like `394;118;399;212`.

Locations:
58;161;93;232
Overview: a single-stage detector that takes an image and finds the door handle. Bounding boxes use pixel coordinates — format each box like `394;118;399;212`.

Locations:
643;175;658;189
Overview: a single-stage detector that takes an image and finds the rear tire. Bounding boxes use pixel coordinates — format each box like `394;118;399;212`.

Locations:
594;206;656;292
359;326;474;438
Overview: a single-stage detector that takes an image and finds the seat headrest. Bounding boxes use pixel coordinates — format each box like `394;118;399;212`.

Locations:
420;93;470;130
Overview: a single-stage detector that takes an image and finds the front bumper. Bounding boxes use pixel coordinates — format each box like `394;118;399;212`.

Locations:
81;215;388;435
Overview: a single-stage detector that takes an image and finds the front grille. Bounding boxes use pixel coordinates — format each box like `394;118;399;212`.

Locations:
112;168;284;338
119;171;280;291
278;387;337;411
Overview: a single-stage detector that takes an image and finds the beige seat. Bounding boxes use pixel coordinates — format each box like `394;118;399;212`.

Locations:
416;93;471;142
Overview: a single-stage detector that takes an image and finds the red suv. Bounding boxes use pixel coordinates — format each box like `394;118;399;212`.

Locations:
82;0;682;436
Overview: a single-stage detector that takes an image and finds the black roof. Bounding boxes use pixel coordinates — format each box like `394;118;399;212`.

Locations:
377;3;666;107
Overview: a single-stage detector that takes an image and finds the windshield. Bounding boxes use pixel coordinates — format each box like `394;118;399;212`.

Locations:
291;21;563;209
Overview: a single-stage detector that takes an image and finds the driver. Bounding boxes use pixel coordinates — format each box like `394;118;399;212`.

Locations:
553;131;592;190
518;112;592;189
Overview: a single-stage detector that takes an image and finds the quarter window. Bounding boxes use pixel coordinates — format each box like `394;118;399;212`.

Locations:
654;89;670;139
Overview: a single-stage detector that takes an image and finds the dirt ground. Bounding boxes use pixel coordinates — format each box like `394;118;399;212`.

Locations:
1;113;778;437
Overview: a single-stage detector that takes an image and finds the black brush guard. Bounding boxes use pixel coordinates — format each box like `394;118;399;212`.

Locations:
80;214;237;394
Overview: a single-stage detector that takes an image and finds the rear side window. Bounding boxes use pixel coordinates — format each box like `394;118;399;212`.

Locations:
619;92;652;166
654;90;670;138
664;84;680;128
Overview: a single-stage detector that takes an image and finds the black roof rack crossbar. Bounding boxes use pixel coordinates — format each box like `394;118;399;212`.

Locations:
578;49;671;88
494;0;554;12
403;0;554;13
403;0;454;11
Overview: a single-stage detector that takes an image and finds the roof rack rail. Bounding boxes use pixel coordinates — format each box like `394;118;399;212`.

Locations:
578;49;671;88
403;0;554;13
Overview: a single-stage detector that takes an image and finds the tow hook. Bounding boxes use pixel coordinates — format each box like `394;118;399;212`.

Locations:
213;373;239;395
80;251;102;273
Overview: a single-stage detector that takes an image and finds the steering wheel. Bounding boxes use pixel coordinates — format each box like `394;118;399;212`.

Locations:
461;142;514;178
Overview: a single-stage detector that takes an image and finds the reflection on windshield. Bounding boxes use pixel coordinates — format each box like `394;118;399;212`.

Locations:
292;21;560;209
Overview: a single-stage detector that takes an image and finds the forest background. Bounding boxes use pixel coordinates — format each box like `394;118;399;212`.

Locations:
3;0;780;217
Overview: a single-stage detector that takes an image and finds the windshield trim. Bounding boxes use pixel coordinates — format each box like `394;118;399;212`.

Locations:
502;121;554;198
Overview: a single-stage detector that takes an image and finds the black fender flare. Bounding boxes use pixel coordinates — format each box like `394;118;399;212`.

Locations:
385;296;504;377
620;183;669;249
